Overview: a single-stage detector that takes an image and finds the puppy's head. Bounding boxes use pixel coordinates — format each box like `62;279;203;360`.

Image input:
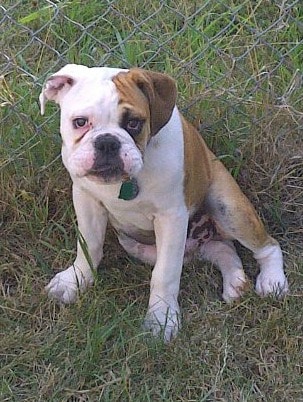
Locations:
39;64;177;184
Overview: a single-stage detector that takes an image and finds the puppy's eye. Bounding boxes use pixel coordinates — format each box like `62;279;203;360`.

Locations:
73;117;88;129
126;118;143;135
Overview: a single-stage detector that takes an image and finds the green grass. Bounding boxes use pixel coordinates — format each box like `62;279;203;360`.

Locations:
1;0;303;400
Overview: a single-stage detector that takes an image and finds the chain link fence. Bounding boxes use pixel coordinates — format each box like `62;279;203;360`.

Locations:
1;0;303;233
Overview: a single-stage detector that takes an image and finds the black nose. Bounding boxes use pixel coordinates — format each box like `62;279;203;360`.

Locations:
94;134;121;156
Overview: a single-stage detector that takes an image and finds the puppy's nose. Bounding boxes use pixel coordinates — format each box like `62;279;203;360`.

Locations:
94;134;121;156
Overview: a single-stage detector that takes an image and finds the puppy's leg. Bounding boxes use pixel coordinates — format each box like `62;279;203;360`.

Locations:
118;233;157;265
254;241;287;297
207;161;288;297
45;185;108;303
199;240;248;302
144;210;188;342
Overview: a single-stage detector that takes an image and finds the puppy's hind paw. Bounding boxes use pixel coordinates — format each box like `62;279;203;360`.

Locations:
222;273;250;303
254;241;288;298
255;270;289;298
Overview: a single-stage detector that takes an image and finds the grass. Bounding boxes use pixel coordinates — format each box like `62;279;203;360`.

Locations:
1;0;303;400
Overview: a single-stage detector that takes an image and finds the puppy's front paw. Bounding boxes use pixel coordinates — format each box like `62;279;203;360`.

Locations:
255;269;289;298
143;301;180;343
45;266;93;304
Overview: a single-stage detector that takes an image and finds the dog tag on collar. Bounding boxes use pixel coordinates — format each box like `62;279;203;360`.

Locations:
118;178;139;201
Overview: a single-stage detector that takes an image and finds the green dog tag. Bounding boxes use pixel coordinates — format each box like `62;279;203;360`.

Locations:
118;178;139;201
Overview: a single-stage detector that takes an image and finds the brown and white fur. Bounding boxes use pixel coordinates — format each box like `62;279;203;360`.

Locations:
39;64;288;342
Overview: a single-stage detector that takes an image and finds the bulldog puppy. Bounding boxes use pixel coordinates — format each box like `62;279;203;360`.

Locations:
39;64;288;341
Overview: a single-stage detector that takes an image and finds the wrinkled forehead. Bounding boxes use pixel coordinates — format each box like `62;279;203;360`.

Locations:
64;81;114;112
61;67;128;115
61;67;150;121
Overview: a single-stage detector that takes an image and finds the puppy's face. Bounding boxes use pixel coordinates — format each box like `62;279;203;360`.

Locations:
40;64;176;184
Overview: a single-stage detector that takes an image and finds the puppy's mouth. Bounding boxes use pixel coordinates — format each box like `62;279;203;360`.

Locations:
87;163;126;183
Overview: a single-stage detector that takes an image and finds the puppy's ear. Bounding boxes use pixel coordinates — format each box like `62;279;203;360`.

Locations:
39;75;73;115
128;69;177;136
39;64;88;115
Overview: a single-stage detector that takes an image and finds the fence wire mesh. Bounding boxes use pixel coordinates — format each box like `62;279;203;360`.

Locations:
1;1;302;230
2;1;303;143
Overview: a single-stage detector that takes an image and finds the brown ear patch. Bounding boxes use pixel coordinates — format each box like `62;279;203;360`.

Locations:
113;69;177;136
